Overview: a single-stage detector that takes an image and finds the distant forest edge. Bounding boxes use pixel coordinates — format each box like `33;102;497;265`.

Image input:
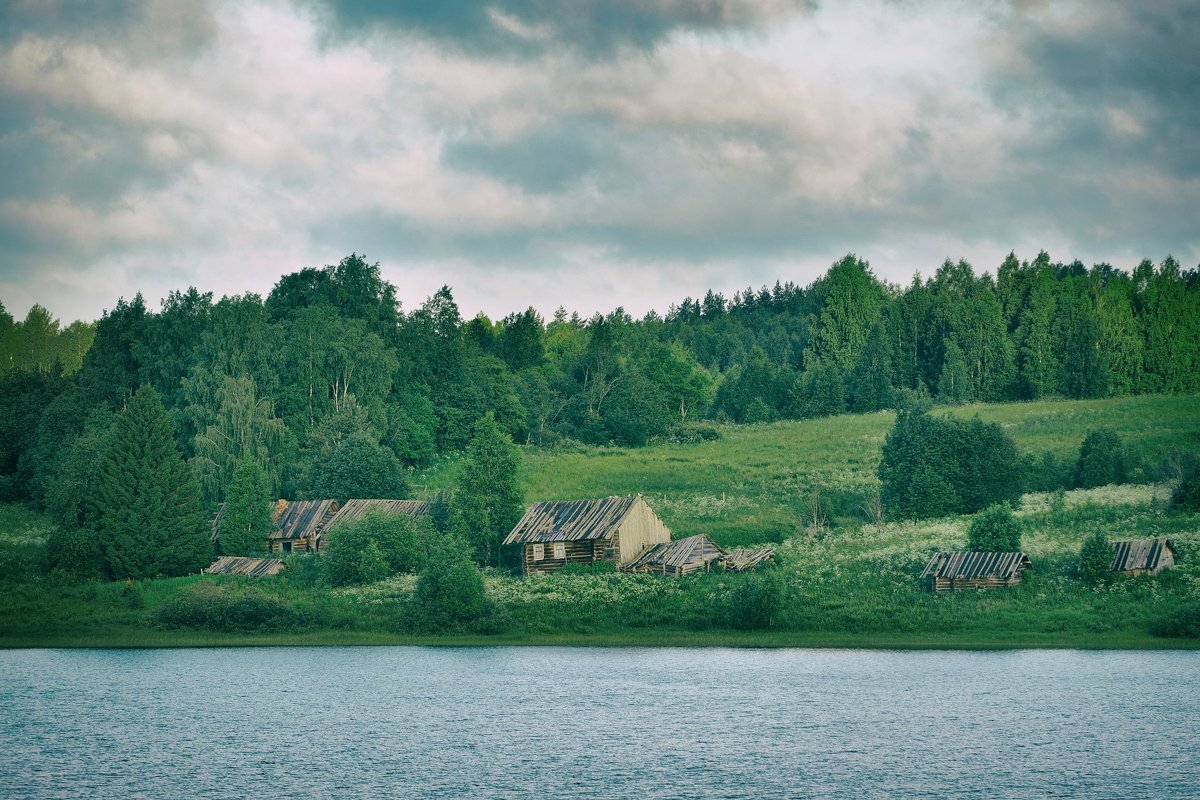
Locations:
2;250;1199;508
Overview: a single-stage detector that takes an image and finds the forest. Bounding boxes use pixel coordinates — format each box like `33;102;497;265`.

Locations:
2;250;1198;521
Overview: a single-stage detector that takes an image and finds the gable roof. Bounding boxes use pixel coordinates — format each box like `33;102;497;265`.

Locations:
624;534;725;571
328;499;433;531
1110;538;1177;572
204;556;286;577
269;499;339;541
920;551;1030;580
503;496;641;545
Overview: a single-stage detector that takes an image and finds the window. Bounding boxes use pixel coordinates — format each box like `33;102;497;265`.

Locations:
532;544;545;561
553;542;565;560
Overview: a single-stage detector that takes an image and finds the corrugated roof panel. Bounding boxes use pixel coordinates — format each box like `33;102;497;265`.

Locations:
503;496;640;544
328;499;432;531
920;551;1030;580
1110;538;1176;572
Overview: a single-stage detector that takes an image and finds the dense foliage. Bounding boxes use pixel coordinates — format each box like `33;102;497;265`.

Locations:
966;505;1023;551
413;536;488;631
322;512;429;587
451;414;524;568
219;459;273;556
1074;428;1127;488
1079;531;1112;583
1173;466;1200;512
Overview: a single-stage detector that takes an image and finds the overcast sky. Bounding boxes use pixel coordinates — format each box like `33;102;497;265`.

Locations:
1;0;1197;324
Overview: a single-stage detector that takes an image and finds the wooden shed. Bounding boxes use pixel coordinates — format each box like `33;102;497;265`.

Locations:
503;495;671;575
625;534;726;576
268;499;340;554
1110;538;1178;576
327;499;433;532
204;556;286;577
723;546;777;572
920;551;1031;592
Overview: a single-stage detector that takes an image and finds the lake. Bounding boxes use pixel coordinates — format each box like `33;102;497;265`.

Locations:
1;648;1197;798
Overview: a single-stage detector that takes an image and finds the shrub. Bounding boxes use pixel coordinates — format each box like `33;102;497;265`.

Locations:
321;512;428;587
1078;531;1112;582
555;560;617;576
966;505;1022;552
152;581;307;632
413;536;486;631
1150;603;1200;638
1172;464;1200;512
726;569;783;630
1073;428;1127;488
46;526;104;579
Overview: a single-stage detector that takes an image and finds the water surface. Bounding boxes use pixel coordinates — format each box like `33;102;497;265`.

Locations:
1;648;1196;798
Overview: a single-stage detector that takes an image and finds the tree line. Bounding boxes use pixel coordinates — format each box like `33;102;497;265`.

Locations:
1;250;1197;521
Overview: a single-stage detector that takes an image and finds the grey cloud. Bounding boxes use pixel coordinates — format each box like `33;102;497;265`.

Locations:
309;0;808;55
1;0;218;60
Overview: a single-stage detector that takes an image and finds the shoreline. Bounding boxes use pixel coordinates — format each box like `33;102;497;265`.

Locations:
3;628;1198;650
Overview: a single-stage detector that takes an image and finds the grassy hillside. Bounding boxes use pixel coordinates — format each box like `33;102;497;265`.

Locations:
423;394;1200;547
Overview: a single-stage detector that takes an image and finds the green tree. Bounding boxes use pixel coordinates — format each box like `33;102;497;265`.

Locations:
1073;428;1127;488
219;458;273;556
1079;531;1112;582
191;375;287;504
322;511;428;586
413;535;486;630
308;435;407;504
937;340;972;404
452;413;524;567
93;385;211;579
1170;464;1200;512
966;504;1022;551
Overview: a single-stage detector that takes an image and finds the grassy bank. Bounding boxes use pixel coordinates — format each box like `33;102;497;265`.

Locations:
3;395;1199;649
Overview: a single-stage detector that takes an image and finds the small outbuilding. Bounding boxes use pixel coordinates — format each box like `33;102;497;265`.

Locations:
327;499;433;532
920;551;1031;592
723;546;777;572
204;556;286;577
625;534;727;576
503;494;671;575
1110;538;1178;576
268;499;340;554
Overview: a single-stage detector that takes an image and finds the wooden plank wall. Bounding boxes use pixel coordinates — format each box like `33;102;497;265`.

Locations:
614;498;672;564
523;539;600;575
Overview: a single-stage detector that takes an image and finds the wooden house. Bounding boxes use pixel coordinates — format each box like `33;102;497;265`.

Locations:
503;495;671;575
723;546;777;572
625;534;726;576
268;499;340;554
920;551;1031;592
327;499;433;532
1110;538;1178;576
204;556;286;577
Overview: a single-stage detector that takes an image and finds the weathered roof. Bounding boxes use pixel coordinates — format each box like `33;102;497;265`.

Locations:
269;499;339;541
723;546;777;572
503;496;640;545
1110;538;1177;572
204;556;286;577
626;534;726;571
920;551;1031;580
328;499;432;530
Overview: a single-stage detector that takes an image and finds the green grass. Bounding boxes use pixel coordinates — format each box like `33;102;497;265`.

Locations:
3;394;1199;649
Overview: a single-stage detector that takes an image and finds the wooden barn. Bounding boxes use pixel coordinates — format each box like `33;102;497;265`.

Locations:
268;499;340;554
327;499;433;532
920;551;1031;592
625;534;726;576
204;556;286;577
503;495;671;575
1110;538;1178;576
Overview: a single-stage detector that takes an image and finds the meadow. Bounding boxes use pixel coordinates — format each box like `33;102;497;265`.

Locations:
1;394;1198;648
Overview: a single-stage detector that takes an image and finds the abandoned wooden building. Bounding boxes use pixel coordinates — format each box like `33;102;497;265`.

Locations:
920;551;1031;592
625;534;726;576
268;499;340;554
723;546;777;572
327;499;433;532
204;556;286;577
503;494;671;575
1110;538;1178;576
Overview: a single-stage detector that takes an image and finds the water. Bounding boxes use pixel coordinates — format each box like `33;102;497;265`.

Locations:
0;648;1197;799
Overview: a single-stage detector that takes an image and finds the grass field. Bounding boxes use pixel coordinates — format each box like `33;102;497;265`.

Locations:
2;394;1198;648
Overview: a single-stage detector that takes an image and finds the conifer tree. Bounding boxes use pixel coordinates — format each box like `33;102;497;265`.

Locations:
93;385;211;579
452;413;524;567
219;457;273;556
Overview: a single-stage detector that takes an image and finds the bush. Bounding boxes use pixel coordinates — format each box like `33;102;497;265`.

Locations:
555;560;617;576
1173;464;1200;512
152;581;309;632
46;526;104;579
726;569;783;630
1074;428;1128;488
321;512;428;587
1150;603;1200;638
412;536;486;631
966;505;1022;552
1078;531;1112;582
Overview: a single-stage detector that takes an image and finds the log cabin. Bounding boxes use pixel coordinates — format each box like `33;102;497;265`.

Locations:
1110;538;1177;576
503;495;671;575
920;551;1031;592
267;499;340;554
624;534;726;576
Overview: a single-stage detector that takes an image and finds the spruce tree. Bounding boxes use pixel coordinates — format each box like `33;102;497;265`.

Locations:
93;385;211;579
452;413;524;567
220;457;273;556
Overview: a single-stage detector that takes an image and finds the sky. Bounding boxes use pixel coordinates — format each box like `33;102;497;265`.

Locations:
1;0;1197;324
